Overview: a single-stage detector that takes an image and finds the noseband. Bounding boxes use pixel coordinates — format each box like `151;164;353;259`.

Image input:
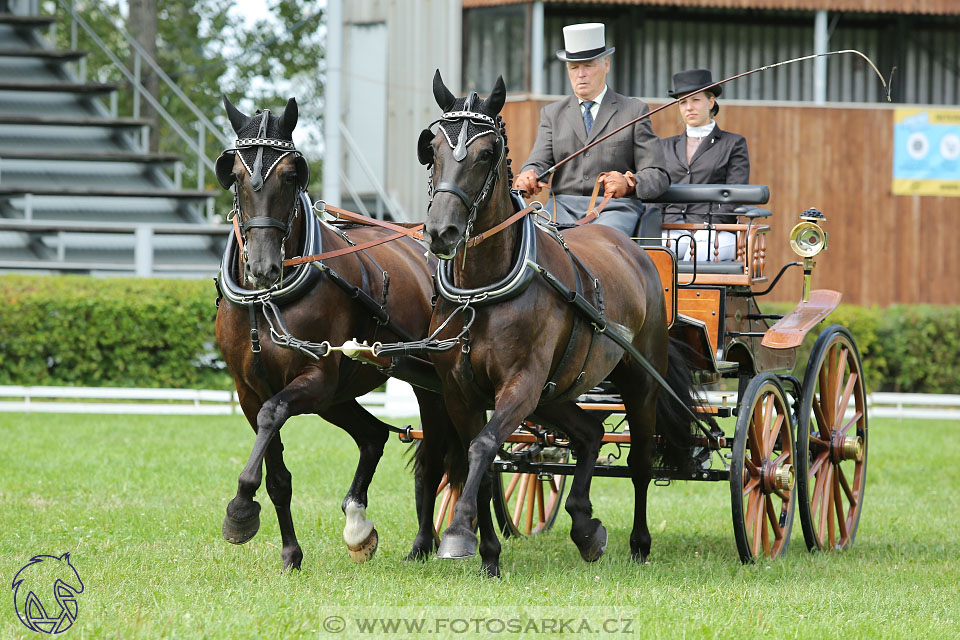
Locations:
426;100;506;247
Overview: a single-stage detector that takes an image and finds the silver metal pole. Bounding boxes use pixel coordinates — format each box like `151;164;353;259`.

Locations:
323;0;342;206
135;226;153;277
196;122;205;190
530;1;544;94
133;52;141;118
814;10;828;104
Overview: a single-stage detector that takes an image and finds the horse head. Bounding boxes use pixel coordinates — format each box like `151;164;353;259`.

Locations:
419;70;506;259
217;95;310;288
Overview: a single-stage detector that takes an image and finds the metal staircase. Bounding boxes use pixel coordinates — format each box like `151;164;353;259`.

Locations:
0;8;224;277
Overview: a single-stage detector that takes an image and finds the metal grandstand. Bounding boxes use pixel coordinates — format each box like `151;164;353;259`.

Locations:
0;1;227;278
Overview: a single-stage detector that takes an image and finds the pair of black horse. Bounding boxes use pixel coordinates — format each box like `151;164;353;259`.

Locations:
216;72;701;577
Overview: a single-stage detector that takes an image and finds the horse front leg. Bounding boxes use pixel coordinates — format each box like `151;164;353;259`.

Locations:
620;375;659;563
536;403;608;562
437;384;538;561
263;433;302;570
321;399;390;562
223;375;329;549
406;388;455;561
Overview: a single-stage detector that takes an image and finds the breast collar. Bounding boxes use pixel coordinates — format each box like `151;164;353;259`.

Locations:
218;192;322;307
435;192;538;306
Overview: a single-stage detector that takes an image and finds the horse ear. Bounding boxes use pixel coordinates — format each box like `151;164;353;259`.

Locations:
279;97;298;136
216;150;237;189
481;76;506;116
294;153;310;190
222;94;250;134
417;128;435;166
432;69;456;111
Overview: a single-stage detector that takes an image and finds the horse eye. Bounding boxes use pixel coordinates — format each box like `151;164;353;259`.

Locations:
281;172;297;184
479;148;494;161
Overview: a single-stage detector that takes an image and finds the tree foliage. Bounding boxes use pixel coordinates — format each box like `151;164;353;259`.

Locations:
46;0;325;211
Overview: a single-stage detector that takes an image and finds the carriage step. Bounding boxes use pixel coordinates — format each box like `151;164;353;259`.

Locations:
0;115;151;128
0;47;86;60
0;81;119;94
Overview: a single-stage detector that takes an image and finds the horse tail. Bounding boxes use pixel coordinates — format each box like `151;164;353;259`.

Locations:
655;337;717;471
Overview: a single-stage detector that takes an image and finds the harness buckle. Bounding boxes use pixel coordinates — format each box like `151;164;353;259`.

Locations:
398;425;414;443
250;328;262;353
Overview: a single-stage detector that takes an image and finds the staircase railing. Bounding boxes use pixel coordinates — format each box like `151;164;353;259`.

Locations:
12;0;228;192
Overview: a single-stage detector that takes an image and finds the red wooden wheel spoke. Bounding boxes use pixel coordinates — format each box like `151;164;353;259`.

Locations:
813;396;829;441
826;466;837;548
773;450;790;467
837;372;858;423
766;495;783;541
838;466;857;507
838;411;863;437
833;475;848;542
810;461;829;523
748;402;765;463
436;473;450;497
830;348;849;423
765;413;784;458
774;487;791;502
809;450;829;478
817;465;834;545
819;359;832;429
745;486;760;531
503;472;521;502
512;474;529;525
744;475;760;495
524;474;537;534
745;458;760;476
809;435;830;449
536;479;546;526
751;490;765;557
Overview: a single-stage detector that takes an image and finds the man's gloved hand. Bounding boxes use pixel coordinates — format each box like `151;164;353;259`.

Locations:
514;169;547;196
600;170;636;199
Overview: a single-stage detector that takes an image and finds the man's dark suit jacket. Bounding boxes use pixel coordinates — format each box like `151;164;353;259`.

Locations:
660;125;750;223
521;89;669;201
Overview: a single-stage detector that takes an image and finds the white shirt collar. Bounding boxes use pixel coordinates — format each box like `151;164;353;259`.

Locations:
579;84;608;108
686;120;716;139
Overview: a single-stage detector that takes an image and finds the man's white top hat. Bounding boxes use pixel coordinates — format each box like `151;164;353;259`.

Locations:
556;23;615;62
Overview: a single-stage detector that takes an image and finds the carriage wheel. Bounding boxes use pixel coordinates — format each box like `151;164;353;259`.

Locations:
730;373;796;563
796;326;868;552
491;443;568;538
432;472;460;542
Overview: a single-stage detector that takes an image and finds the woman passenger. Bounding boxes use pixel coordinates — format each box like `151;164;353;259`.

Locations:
660;68;749;262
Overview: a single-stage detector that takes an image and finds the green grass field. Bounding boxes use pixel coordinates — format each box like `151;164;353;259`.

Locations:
2;412;958;639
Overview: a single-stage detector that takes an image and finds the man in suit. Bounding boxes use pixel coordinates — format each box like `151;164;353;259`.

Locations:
513;23;668;236
660;68;750;261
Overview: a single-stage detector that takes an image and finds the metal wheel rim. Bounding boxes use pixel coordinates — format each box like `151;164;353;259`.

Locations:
730;374;796;563
493;442;568;537
797;327;868;552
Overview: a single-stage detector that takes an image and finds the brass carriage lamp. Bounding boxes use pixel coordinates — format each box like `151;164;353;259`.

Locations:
789;208;828;303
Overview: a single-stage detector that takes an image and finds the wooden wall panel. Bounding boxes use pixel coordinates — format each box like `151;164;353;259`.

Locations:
500;98;960;306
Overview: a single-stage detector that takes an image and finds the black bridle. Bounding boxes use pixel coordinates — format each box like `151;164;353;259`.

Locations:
422;99;506;249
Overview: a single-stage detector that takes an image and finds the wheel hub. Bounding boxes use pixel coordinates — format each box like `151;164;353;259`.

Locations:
761;460;795;493
831;433;863;463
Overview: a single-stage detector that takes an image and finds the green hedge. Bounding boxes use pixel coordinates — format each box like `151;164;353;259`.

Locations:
0;275;230;389
759;301;959;394
1;275;957;394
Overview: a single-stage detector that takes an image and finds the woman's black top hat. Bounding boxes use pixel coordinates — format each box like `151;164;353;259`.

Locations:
668;68;722;98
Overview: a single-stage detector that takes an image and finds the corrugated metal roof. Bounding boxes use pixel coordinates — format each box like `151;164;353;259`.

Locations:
462;0;960;16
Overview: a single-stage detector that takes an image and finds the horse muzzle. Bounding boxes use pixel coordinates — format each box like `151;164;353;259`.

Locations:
244;257;281;289
424;220;464;260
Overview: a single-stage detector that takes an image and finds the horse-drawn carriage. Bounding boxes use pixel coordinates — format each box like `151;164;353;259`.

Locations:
417;183;868;564
214;77;867;573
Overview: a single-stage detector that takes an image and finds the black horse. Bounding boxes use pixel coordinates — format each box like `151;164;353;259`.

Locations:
416;72;701;576
215;95;451;569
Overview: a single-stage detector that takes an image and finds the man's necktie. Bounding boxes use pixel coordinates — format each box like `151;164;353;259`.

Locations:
582;101;595;135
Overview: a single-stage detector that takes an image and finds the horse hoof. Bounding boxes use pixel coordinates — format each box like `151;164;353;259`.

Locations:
347;528;378;563
404;547;430;563
481;563;501;578
578;524;608;562
222;509;261;545
437;532;477;559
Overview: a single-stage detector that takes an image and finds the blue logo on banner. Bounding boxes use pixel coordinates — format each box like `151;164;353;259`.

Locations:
11;554;84;634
